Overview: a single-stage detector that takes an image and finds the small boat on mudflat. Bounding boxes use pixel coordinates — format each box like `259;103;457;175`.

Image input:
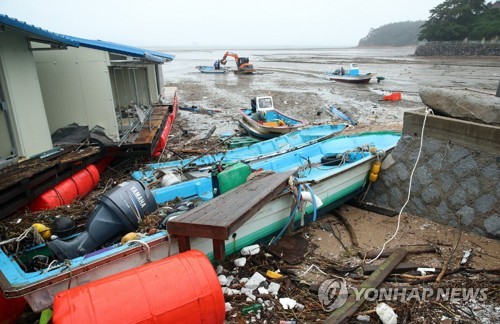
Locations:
325;63;375;84
195;65;228;74
239;96;307;139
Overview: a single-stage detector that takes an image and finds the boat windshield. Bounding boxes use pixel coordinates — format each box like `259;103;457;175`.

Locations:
258;98;273;109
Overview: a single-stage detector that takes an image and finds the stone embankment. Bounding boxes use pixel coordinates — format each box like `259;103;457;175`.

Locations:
365;88;500;239
415;43;500;56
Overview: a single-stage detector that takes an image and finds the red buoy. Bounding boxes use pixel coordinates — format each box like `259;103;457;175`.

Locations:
52;250;225;324
153;97;178;157
30;165;100;211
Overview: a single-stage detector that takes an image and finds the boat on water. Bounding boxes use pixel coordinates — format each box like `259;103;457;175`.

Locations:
239;96;307;139
0;131;400;312
195;65;228;74
131;123;347;185
325;63;376;84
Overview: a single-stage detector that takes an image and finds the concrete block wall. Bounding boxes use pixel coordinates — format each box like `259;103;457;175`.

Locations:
365;111;500;239
415;43;500;56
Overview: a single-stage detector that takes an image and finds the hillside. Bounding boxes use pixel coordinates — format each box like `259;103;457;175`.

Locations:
358;21;425;47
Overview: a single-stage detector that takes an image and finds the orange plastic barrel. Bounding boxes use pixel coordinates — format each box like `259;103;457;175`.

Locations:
30;165;100;211
52;250;225;324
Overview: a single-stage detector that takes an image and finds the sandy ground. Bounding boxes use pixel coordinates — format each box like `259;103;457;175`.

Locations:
159;48;500;323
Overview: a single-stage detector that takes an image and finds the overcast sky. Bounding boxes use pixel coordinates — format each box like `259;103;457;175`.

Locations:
1;0;443;48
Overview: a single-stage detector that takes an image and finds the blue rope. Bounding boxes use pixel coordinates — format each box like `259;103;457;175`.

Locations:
271;184;302;244
304;183;318;222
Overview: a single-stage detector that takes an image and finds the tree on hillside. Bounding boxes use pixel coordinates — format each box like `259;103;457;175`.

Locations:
468;5;500;39
358;21;425;46
418;0;490;41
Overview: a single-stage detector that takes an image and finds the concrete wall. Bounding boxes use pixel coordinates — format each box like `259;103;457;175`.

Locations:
0;31;53;158
415;43;500;56
366;111;499;239
34;47;120;141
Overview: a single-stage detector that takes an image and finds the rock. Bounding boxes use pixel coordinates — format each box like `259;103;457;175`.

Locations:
218;275;228;286
234;257;247;267
419;87;500;126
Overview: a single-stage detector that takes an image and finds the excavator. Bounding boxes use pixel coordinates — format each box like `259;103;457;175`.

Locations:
220;51;255;74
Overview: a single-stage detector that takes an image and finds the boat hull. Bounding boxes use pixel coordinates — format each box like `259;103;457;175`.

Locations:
196;65;227;74
239;108;307;138
325;74;374;84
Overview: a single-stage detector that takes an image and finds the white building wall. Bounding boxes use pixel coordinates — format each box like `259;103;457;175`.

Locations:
0;32;53;158
34;47;119;141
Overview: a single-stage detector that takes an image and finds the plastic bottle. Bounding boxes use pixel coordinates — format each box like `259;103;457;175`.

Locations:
241;244;260;256
241;303;262;314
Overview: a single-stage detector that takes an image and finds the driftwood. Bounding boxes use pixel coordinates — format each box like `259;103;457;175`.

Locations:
332;210;359;248
325;248;408;324
361;245;437;259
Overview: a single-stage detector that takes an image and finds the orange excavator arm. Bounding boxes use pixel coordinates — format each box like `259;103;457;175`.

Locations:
220;51;239;65
220;51;254;74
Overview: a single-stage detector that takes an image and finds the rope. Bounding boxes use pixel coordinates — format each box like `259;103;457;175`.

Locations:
128;239;152;263
367;108;433;264
270;182;302;244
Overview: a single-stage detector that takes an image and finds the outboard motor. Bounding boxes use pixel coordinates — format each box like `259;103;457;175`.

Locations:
47;181;157;261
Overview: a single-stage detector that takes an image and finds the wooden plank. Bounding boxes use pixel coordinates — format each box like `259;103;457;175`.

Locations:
177;236;191;253
325;249;408;324
167;170;294;240
133;106;168;144
361;245;436;259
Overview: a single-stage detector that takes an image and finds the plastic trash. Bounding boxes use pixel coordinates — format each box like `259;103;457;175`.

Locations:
279;297;297;309
241;244;260;256
266;270;283;279
376;302;398;324
245;272;267;289
241;303;262;314
300;190;324;207
161;171;181;187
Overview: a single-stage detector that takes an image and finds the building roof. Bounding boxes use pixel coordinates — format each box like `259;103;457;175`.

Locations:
0;14;174;62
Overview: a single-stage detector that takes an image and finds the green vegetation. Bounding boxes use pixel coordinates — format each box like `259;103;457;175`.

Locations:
419;0;500;41
358;1;499;46
358;21;424;46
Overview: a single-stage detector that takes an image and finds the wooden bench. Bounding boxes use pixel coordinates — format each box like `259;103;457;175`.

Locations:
167;170;294;261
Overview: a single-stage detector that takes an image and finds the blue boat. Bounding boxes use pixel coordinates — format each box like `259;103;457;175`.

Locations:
131;123;347;185
195;65;228;74
0;130;400;312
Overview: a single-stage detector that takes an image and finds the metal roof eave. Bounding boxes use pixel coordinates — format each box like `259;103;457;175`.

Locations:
0;14;175;63
0;15;79;47
69;37;174;63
